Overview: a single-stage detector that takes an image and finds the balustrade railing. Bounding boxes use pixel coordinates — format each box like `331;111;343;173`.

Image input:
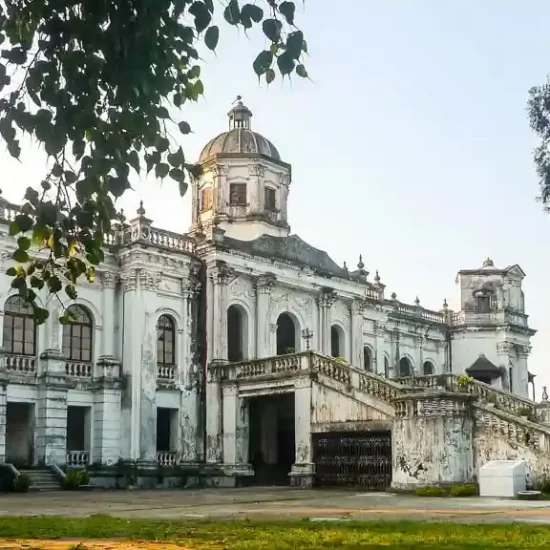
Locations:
65;361;93;378
157;363;176;381
157;451;178;467
66;450;90;467
391;304;446;324
5;354;36;374
394;373;536;415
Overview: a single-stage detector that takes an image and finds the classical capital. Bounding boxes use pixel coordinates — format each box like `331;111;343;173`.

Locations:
374;322;386;338
140;269;162;292
100;271;117;289
248;164;266;177
317;288;337;308
120;270;138;292
351;299;367;316
255;272;277;294
210;164;227;177
497;341;512;355
182;279;201;299
210;262;236;285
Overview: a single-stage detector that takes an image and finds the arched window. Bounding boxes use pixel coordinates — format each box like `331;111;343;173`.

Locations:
331;325;345;358
399;357;412;377
228;304;248;362
62;305;93;362
3;296;36;356
157;315;176;366
276;313;297;355
363;346;373;372
423;361;434;376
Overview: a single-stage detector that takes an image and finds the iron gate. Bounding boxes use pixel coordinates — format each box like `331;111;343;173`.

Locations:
313;431;392;490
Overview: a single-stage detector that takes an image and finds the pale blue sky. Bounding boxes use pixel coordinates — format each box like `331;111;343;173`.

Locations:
2;1;550;393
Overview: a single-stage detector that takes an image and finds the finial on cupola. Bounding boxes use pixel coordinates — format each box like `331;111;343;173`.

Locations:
442;298;448;310
374;270;381;284
415;296;420;306
137;200;146;216
357;254;365;270
343;261;348;271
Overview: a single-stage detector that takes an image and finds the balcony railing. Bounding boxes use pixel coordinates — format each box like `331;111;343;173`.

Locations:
157;363;176;381
157;451;178;467
66;450;90;467
65;361;93;378
5;354;36;374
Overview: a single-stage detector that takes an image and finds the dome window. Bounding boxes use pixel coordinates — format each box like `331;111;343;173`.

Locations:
229;183;247;206
264;187;277;212
200;187;213;212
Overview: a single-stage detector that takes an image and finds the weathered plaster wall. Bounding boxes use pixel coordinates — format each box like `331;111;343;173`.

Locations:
391;394;474;490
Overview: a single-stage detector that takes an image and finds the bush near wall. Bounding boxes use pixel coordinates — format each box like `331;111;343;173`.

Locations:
415;484;478;497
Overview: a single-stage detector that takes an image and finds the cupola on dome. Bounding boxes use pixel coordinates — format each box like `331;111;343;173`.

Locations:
199;96;281;163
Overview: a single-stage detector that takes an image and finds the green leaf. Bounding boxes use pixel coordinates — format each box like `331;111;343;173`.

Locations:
178;121;192;134
253;51;274;77
194;80;204;96
169;168;185;182
286;30;304;59
262;19;283;42
204;25;219;51
224;0;241;25
156;163;170;179
167;147;185;167
47;275;62;293
242;4;264;23
277;52;295;76
12;249;29;263
296;64;308;78
179;181;188;196
13;214;33;233
279;1;296;25
17;236;31;250
33;306;49;325
64;170;77;185
189;1;212;34
6;267;17;277
128;150;140;174
266;69;276;84
65;283;78;300
30;275;45;289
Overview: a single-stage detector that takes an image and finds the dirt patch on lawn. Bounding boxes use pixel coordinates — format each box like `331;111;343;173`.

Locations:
0;540;190;549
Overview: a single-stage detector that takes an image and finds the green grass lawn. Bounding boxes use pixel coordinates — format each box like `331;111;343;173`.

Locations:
0;516;549;549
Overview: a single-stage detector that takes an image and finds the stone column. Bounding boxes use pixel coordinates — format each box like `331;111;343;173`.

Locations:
375;322;387;376
93;357;122;465
391;390;474;491
35;349;68;466
391;332;400;378
255;274;276;359
221;384;253;483
0;375;6;463
317;289;337;356
290;377;315;487
496;341;512;392
205;262;234;463
100;271;117;358
516;345;531;399
418;336;425;375
350;300;365;368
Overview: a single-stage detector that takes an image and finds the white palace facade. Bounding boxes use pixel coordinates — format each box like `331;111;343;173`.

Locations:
0;99;547;491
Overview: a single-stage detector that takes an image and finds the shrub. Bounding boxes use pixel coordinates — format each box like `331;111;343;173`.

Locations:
63;469;88;490
13;473;31;493
415;486;446;497
449;484;478;497
456;375;473;391
283;347;295;354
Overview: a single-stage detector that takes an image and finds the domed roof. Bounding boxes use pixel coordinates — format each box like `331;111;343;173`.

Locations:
199;97;281;163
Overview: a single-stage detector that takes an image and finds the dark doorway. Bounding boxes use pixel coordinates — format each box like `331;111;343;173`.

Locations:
249;393;295;485
331;325;342;357
6;402;34;467
228;305;247;362
313;431;392;490
156;407;172;451
276;313;296;355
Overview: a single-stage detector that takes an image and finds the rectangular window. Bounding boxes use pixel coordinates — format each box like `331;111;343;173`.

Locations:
264;187;276;211
229;183;247;206
200;187;213;212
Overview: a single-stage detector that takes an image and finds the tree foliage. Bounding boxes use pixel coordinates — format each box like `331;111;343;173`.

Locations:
528;79;550;211
0;0;308;324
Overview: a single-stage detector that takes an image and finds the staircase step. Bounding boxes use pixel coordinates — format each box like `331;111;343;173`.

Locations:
18;469;61;490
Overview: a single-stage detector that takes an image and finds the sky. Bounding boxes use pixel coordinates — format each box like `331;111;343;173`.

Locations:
2;1;550;395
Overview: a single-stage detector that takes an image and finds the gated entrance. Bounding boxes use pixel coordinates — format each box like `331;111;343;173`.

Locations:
313;431;392;490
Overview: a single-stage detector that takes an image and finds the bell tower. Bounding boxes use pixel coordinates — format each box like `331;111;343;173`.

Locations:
191;98;292;242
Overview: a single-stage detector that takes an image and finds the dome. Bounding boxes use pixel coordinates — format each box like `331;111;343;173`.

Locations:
199;97;281;163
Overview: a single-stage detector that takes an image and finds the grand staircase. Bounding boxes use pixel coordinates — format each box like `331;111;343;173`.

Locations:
19;468;62;492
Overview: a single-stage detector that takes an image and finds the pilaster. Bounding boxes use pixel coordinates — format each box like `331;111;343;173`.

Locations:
36;349;68;466
205;262;235;464
0;364;6;462
255;273;276;359
316;289;337;356
290;376;314;487
93;356;122;465
100;271;117;357
496;341;512;392
350;300;365;368
375;322;387;376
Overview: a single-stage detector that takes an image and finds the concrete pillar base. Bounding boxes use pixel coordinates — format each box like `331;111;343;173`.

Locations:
289;463;315;488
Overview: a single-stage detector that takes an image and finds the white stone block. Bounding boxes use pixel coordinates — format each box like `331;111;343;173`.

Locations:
479;460;527;498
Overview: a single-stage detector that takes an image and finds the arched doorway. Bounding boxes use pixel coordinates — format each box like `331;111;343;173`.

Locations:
228;304;248;362
276;313;297;355
331;325;345;358
399;357;412;377
423;361;434;375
